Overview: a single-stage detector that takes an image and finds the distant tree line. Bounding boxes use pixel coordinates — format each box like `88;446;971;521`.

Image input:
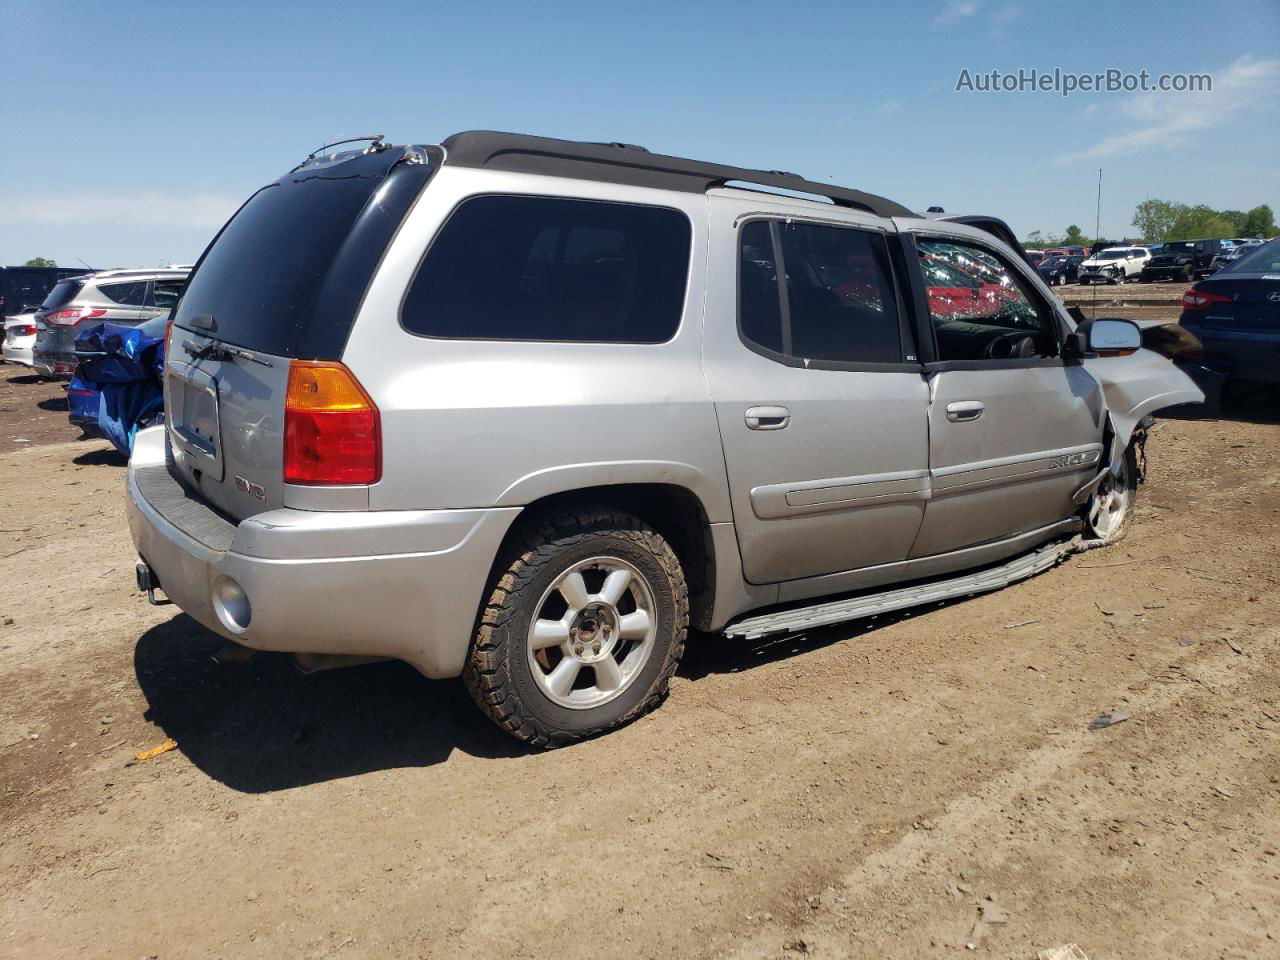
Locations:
1021;201;1276;250
1131;200;1275;243
24;257;57;267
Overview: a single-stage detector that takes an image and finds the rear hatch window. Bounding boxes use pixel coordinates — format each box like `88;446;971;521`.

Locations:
174;146;435;359
40;279;85;312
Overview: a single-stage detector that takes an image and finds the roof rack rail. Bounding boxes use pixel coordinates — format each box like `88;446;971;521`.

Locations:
440;131;913;219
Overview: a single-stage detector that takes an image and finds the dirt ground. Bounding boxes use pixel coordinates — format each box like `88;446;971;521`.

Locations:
3;307;1280;959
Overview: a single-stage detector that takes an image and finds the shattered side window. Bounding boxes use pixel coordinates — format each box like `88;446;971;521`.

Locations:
919;239;1058;362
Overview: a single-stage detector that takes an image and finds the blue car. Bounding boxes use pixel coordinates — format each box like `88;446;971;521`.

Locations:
69;315;168;455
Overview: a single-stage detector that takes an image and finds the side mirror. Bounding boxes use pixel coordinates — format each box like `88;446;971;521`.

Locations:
1087;318;1142;356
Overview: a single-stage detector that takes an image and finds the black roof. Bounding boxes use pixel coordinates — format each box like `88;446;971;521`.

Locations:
440;131;913;219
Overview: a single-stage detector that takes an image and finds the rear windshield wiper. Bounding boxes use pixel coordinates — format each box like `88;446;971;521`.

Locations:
181;338;273;367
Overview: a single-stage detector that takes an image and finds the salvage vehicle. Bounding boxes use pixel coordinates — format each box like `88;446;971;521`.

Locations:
33;268;187;376
1078;247;1150;284
68;315;167;451
126;131;1203;746
1176;237;1280;386
1141;238;1228;283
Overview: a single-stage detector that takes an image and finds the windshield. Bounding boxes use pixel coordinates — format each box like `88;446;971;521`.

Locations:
1097;250;1125;260
1223;238;1280;274
1041;256;1069;268
175;147;434;358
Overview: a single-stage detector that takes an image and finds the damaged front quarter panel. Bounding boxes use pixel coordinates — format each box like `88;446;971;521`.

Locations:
1071;346;1204;503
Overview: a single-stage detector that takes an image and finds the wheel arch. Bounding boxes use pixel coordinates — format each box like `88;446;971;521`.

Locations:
497;482;721;631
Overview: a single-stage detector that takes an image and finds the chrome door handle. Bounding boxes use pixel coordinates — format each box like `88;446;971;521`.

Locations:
745;405;791;430
946;400;985;422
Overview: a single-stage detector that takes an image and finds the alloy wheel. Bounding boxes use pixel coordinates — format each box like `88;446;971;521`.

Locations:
526;556;659;710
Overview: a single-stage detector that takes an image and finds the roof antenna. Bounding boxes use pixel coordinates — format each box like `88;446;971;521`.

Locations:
1092;167;1102;318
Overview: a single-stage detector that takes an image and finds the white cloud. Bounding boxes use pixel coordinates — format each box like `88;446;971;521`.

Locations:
933;1;981;26
1058;54;1280;163
877;99;903;115
0;191;240;229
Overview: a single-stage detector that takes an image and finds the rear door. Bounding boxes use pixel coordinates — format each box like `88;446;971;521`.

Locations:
906;232;1106;558
703;196;930;584
165;145;434;520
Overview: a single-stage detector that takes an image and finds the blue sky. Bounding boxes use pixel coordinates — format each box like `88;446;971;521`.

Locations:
2;0;1277;267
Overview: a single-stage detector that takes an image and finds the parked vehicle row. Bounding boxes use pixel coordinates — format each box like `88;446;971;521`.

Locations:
1022;237;1274;285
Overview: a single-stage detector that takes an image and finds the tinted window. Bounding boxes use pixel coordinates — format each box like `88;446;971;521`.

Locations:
99;281;148;306
148;279;185;311
739;221;784;354
176;147;432;358
738;219;903;364
41;279;84;311
918;238;1057;362
402;196;690;343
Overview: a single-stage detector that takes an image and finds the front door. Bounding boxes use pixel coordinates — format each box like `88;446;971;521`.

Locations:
703;196;930;584
907;233;1106;559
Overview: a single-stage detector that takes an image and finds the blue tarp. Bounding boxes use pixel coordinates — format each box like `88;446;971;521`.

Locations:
71;322;166;456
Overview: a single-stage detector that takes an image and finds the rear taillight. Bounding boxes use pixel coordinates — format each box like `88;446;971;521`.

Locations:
1181;288;1232;310
283;360;381;486
164;318;175;359
11;324;36;337
47;307;107;326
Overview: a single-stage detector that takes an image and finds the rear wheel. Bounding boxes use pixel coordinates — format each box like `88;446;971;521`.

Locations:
1084;443;1138;545
463;507;688;748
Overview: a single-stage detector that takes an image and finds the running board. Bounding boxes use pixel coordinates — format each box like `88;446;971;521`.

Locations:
724;538;1080;640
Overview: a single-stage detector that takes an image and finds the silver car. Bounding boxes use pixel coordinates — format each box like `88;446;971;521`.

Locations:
33;268;189;376
126;132;1202;746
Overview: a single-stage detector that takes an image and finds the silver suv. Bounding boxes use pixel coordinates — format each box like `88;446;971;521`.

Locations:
34;268;189;376
126;132;1202;746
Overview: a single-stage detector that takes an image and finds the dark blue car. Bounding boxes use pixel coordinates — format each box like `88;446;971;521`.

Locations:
1177;238;1280;386
69;315;167;455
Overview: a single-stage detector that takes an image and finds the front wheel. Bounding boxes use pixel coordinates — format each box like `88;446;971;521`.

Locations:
463;508;688;747
1084;443;1138;545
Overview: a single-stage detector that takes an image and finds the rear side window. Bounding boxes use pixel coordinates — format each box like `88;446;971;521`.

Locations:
99;281;148;306
149;280;185;311
401;196;691;343
738;219;903;364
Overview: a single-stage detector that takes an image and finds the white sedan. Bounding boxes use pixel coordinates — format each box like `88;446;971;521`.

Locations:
3;309;39;368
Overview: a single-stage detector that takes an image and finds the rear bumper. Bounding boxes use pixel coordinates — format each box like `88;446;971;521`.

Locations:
125;427;521;678
2;341;33;366
1179;326;1280;384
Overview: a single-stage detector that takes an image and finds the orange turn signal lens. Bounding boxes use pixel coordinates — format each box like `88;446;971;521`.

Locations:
283;361;381;486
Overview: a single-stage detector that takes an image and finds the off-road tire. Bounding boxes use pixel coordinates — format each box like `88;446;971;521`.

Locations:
463;507;688;748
